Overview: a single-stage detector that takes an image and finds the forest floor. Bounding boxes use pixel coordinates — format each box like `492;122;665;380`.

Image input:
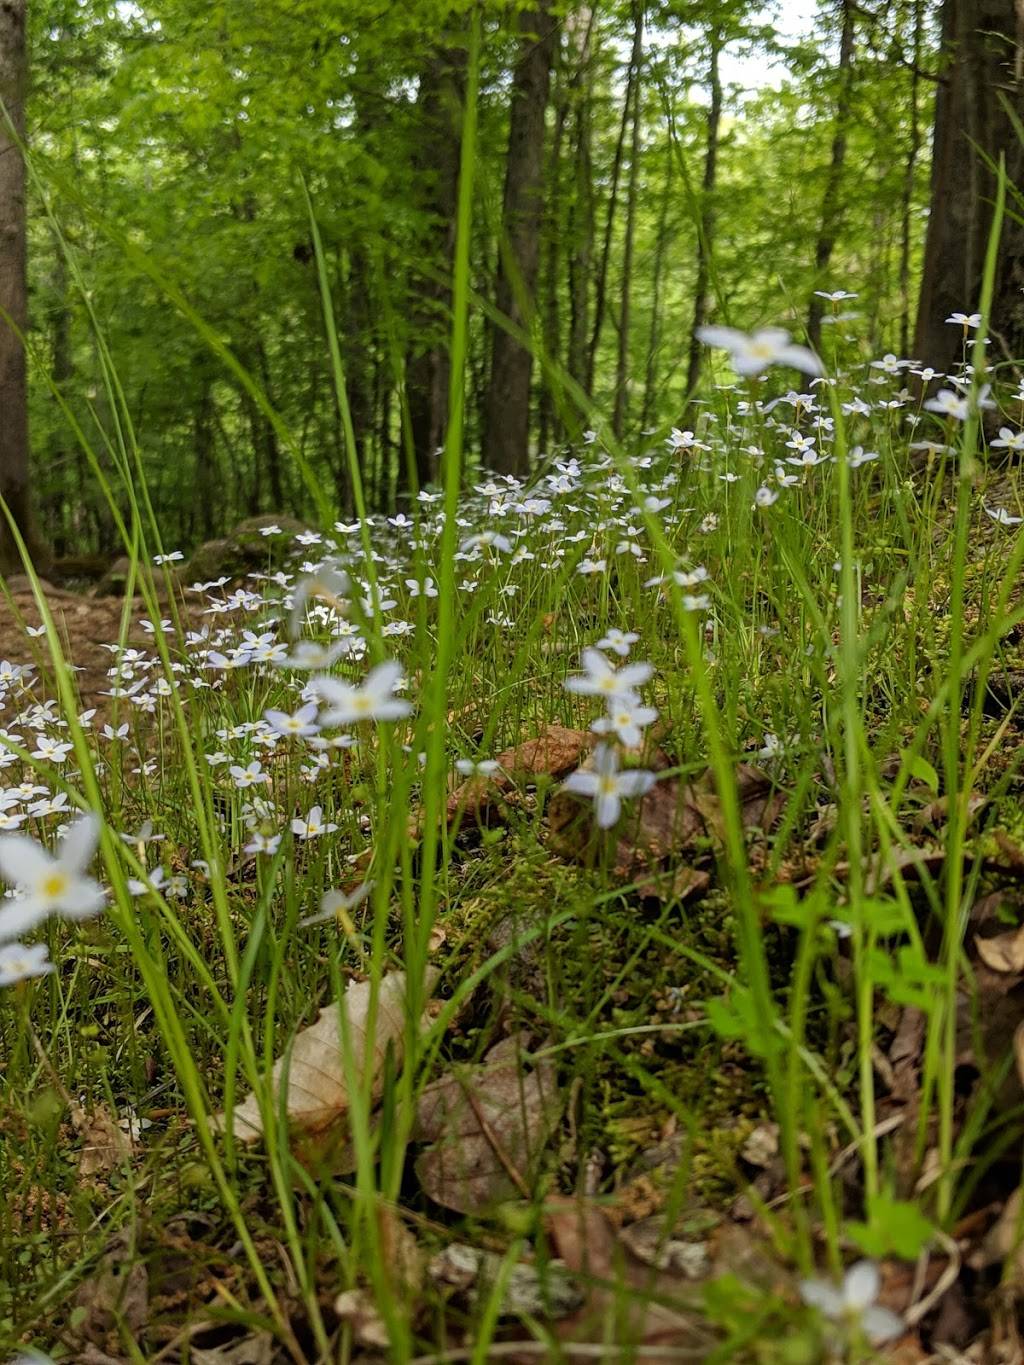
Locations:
4;371;1024;1363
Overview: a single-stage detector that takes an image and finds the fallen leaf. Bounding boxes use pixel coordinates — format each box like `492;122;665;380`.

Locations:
543;1197;710;1355
414;1035;561;1213
740;1123;780;1170
969;1188;1024;1282
72;1228;148;1346
72;1103;133;1176
334;1288;391;1349
428;1241;583;1317
995;830;1024;875
548;761;783;896
447;724;595;825
888;1006;927;1104
975;924;1024;973
217;968;438;1144
190;1335;274;1365
912;792;986;832
618;1216;711;1278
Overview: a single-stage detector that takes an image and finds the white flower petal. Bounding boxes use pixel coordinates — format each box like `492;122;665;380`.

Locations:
861;1305;905;1344
843;1260;880;1311
798;1278;844;1317
0;836;52;887
564;772;600;798
59;813;101;874
0;896;49;943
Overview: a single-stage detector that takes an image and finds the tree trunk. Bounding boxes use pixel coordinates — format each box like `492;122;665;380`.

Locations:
538;26;566;454
404;33;465;489
567;7;596;396
0;0;43;573
586;28;636;397
642;137;675;430
484;0;557;477
914;0;1024;374
806;0;856;352
899;0;924;356
612;3;644;439
685;26;722;398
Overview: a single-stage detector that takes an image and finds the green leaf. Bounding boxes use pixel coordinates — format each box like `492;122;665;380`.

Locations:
847;1193;935;1260
908;753;940;794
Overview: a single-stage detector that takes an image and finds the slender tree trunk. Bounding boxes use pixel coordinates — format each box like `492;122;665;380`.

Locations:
194;377;218;541
914;0;1024;373
567;6;597;395
642;139;675;431
685;27;722;398
344;240;375;497
806;0;856;351
0;0;44;573
254;341;285;508
404;33;466;489
484;0;557;476
899;0;924;356
612;4;644;438
586;29;637;396
49;244;75;557
538;27;566;454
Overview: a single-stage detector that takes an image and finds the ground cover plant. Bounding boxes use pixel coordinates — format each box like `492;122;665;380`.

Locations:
4;285;1024;1357
4;1;1024;1362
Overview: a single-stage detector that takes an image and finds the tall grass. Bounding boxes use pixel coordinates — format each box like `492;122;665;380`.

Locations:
2;52;1024;1365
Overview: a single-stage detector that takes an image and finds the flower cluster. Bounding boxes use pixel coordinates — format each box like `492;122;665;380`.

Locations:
561;644;657;828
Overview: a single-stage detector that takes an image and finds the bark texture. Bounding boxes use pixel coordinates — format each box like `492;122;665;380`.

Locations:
0;0;42;573
484;0;557;476
405;35;465;489
914;0;1024;373
806;0;856;352
685;27;722;397
612;3;644;439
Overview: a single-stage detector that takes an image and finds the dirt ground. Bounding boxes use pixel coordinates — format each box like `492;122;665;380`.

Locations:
0;575;200;722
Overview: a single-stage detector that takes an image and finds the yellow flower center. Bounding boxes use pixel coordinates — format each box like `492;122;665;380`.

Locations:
42;872;68;900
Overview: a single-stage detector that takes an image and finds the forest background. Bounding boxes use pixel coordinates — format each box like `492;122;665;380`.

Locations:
2;0;1019;568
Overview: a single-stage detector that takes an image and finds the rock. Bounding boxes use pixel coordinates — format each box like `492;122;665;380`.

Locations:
184;514;312;586
3;573;56;596
182;537;238;586
92;555;134;596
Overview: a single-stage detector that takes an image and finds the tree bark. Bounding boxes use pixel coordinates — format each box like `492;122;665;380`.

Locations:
642;137;675;430
612;3;644;439
685;26;722;398
914;0;1024;374
585;27;636;396
404;34;465;489
899;0;924;356
484;0;557;477
538;25;566;454
0;0;43;573
567;6;596;395
806;0;856;352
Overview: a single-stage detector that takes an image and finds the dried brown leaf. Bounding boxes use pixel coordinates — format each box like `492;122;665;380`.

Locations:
72;1228;149;1345
447;724;595;825
218;968;438;1144
549;761;782;898
427;1242;583;1317
975;924;1024;974
190;1335;274;1365
334;1288;391;1349
970;1188;1024;1280
72;1103;133;1176
542;1198;711;1354
995;830;1024;874
414;1036;561;1213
